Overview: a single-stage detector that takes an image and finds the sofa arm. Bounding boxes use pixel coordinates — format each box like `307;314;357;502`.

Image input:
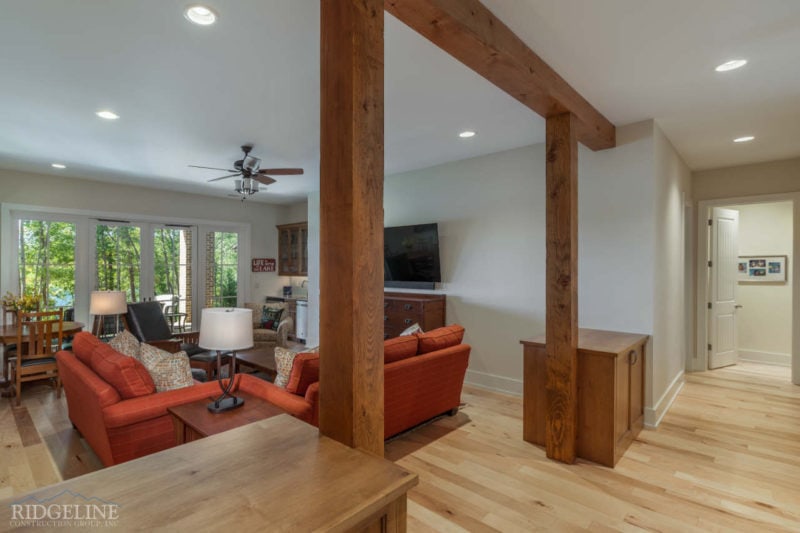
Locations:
305;382;320;427
236;374;313;423
276;316;294;348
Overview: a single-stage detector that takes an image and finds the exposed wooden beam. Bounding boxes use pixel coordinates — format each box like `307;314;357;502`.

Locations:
319;0;385;457
545;112;579;463
385;0;615;151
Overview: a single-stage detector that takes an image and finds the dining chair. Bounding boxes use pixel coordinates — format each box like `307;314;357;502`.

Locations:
11;309;63;406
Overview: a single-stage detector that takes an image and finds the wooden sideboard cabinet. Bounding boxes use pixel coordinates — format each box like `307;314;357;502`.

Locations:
276;222;308;276
383;292;446;339
520;329;648;467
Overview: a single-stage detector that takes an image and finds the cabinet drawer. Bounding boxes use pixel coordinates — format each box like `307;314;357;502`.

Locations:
386;311;423;327
387;300;422;314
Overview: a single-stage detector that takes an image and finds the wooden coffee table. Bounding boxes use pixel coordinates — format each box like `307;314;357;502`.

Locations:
168;391;285;444
235;347;277;381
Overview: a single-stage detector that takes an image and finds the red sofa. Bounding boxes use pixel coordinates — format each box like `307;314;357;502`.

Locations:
57;332;312;466
274;325;471;439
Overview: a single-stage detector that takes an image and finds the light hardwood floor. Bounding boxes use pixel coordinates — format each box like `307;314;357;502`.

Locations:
2;363;798;532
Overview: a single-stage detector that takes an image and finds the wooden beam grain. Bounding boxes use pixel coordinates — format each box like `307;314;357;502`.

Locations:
545;112;579;463
319;0;385;456
385;0;615;151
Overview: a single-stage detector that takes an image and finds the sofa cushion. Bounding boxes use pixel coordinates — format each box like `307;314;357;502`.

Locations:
384;335;419;364
416;325;466;354
90;343;156;399
138;343;194;393
73;332;102;366
274;345;319;389
109;330;141;360
286;352;320;396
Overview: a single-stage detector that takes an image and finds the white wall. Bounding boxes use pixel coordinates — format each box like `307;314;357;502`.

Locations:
379;123;660;397
0;168;293;305
725;201;793;365
650;124;692;424
304;121;692;422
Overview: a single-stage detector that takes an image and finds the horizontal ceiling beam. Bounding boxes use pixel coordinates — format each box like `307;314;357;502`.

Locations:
385;0;616;151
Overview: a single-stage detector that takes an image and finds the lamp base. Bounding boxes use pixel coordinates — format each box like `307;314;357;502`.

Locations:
207;396;245;413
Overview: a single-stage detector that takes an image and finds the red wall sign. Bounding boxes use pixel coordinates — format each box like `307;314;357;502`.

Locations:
251;258;276;273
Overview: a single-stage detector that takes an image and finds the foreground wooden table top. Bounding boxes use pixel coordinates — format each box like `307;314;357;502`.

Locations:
0;415;417;532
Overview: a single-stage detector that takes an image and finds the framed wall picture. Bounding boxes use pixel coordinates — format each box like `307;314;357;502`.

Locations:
738;255;787;283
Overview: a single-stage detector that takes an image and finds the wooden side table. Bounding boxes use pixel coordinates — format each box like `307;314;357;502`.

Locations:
168;391;285;444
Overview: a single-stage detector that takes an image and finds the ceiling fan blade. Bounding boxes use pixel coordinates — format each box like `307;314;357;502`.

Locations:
258;168;304;175
207;173;242;182
253;176;277;186
189;165;238;172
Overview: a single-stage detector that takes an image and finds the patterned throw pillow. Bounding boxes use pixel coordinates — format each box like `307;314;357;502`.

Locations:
262;306;284;331
138;343;194;392
273;346;298;388
109;330;141;360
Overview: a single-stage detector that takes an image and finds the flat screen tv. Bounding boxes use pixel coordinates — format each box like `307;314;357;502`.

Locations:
384;223;441;288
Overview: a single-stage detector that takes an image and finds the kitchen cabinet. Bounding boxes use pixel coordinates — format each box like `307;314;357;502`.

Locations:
520;329;648;467
276;222;308;276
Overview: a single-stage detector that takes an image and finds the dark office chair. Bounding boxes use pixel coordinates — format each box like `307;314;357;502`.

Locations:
123;301;225;381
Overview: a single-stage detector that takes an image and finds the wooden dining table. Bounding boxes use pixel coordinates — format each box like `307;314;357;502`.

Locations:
0;321;84;390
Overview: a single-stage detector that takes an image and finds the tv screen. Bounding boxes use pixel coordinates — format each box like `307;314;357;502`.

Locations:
384;223;441;283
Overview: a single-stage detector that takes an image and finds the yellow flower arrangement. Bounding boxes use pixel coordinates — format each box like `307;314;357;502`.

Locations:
1;292;39;312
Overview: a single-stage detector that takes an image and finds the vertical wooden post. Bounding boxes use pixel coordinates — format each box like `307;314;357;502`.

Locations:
319;0;385;456
545;112;579;463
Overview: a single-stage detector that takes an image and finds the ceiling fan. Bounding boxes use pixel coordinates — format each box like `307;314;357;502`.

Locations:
189;144;304;201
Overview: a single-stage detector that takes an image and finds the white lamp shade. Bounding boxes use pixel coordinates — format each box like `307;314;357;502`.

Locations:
199;308;254;351
90;291;127;315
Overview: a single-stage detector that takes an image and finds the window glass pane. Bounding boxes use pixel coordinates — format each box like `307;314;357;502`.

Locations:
154;227;193;331
96;224;141;302
17;219;76;310
205;231;238;308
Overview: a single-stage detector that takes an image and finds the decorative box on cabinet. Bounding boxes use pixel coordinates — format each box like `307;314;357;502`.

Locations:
276;222;308;276
383;292;446;339
520;329;648;467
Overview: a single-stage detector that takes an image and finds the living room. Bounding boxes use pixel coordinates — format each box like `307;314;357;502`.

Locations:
2;1;799;531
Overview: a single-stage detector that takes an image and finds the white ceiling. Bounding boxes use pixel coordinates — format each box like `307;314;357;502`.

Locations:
481;0;800;171
0;1;798;204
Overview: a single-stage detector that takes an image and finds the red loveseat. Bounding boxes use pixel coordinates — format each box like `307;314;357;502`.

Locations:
274;325;471;439
57;332;312;466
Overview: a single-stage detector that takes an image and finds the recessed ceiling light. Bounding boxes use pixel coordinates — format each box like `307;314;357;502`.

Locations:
51;163;66;169
715;59;747;72
96;110;119;120
185;5;217;25
733;135;755;143
459;131;476;138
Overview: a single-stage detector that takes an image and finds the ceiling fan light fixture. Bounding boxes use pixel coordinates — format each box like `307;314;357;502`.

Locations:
185;5;218;26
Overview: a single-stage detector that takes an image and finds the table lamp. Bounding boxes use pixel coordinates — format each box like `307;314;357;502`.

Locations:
199;307;253;413
90;291;127;338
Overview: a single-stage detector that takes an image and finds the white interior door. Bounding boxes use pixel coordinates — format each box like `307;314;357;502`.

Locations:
708;207;740;369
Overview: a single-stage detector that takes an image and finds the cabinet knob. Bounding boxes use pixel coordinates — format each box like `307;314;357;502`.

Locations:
628;350;638;365
403;304;413;311
384;302;389;309
404;318;413;325
384;315;388;322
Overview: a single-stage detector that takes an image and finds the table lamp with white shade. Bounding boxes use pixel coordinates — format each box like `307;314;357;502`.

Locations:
90;291;127;338
199;307;253;413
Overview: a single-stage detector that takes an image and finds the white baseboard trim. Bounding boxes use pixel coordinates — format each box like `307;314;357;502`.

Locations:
644;371;685;429
464;369;522;397
739;349;792;367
